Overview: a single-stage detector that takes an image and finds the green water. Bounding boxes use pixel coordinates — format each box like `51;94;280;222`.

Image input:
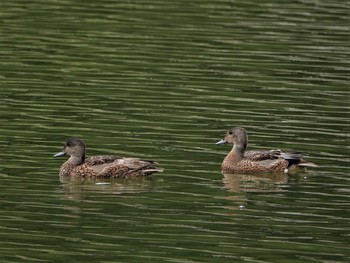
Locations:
0;0;349;262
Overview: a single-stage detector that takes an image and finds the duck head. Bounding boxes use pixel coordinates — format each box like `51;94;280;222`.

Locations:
216;127;248;150
54;138;86;161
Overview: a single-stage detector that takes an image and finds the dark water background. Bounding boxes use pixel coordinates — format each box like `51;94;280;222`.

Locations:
0;0;349;262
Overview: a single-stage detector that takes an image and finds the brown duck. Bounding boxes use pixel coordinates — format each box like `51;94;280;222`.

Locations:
54;138;162;178
216;127;318;173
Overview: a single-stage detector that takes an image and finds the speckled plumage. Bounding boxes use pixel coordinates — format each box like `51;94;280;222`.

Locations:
216;127;318;173
54;138;162;178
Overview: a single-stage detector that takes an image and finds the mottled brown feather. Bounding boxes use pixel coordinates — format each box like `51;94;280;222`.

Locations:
217;127;317;173
54;138;162;178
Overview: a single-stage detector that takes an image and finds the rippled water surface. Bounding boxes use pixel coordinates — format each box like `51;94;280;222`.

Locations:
0;0;349;262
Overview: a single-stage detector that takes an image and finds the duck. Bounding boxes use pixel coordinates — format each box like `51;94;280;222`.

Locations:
54;138;162;178
216;127;318;173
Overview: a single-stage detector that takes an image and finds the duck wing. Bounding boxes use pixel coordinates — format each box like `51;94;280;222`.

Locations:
244;150;281;161
246;150;317;169
85;157;162;178
85;155;121;165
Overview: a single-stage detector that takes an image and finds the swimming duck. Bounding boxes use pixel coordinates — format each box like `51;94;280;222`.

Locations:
54;138;162;178
216;127;318;173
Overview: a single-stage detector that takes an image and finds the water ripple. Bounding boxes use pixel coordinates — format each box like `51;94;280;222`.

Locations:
0;0;349;262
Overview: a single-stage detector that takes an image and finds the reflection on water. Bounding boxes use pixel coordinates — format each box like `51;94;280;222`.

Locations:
58;177;154;202
222;172;288;192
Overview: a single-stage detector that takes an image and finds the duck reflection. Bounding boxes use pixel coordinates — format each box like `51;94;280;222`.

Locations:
221;172;289;211
221;171;312;211
222;172;288;193
58;176;154;202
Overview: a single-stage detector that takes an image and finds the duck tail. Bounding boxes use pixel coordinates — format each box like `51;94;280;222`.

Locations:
280;153;318;168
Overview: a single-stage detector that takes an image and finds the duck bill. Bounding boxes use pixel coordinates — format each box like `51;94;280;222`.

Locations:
216;139;228;145
53;151;66;158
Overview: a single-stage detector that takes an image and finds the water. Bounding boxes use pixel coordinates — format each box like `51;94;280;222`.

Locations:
0;0;349;262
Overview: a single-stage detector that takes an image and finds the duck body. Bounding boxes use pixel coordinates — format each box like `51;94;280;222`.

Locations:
217;127;318;174
54;138;162;178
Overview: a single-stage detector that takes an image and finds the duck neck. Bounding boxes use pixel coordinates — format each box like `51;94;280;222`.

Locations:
232;144;245;159
59;155;85;177
222;144;245;166
68;155;85;166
